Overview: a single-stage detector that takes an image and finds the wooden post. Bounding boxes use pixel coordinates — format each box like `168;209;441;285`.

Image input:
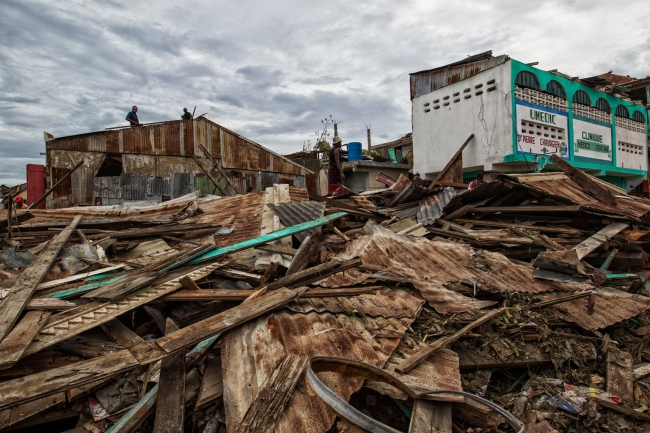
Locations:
27;160;83;209
366;125;371;154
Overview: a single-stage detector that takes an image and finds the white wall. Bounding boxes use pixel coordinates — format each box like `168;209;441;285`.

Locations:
615;126;647;171
412;62;513;179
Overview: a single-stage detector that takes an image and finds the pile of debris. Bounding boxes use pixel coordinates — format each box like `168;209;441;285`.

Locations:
2;156;650;433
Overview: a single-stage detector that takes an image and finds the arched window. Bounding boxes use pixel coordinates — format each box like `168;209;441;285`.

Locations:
545;80;566;99
595;98;611;114
632;111;646;123
572;90;591;106
515;71;541;90
615;105;630;118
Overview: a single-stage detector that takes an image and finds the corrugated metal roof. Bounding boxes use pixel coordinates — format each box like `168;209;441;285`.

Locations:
410;54;509;99
315;268;376;288
147;176;170;197
170;172;194;198
417;187;457;226
340;223;574;314
541;287;650;330
500;173;650;221
267;201;325;242
221;290;422;433
387;174;431;207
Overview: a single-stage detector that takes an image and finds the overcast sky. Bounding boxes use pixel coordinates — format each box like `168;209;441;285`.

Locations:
1;0;649;185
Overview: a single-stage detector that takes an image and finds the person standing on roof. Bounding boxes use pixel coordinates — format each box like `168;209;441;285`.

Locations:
125;106;141;127
468;172;484;190
181;108;193;120
327;136;345;195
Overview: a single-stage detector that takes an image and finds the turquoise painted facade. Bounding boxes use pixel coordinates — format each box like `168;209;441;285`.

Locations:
506;60;648;188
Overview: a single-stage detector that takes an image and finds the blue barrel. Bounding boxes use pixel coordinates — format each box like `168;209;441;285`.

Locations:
348;142;363;162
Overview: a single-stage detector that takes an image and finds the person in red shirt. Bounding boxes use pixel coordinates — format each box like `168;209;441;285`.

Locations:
14;196;24;209
468;172;484;190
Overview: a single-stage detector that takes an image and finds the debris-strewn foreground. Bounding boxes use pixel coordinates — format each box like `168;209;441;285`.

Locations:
3;161;650;432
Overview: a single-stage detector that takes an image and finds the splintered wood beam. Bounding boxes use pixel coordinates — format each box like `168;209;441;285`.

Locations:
234;354;308;433
153;318;185;433
0;311;51;370
0;215;82;343
195;355;223;409
573;223;628;260
550;154;617;206
285;232;325;276
607;348;634;406
431;134;474;188
161;285;381;301
27;160;83;210
396;308;505;374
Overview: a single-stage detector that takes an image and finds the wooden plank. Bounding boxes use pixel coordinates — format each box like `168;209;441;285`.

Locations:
195;355;223;409
24;298;76;311
254;245;298;255
27;160;83;209
54;336;124;358
396;309;505;374
105;383;159;433
179;276;201;291
190;212;348;265
440;205;474;221
101;319;144;348
35;264;126;291
470;205;582;213
453;218;582;234
285;232;325;276
0;311;50;370
431;134;474;188
409;400;452;433
156;286;308;354
153;318;185;433
21;263;222;359
0;349;140;410
234;354;307;433
162;286;381;301
573;223;628;260
550;154;617;206
592;398;650;422
192;155;229;196
0;215;82;343
0;392;66;430
606;348;634;405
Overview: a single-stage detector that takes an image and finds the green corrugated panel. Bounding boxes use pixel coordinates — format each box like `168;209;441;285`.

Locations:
195;176;216;195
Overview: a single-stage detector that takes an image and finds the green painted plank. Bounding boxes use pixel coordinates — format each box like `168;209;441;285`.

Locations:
47;275;126;299
188;212;348;265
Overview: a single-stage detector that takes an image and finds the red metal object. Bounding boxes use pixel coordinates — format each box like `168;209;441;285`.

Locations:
26;164;46;209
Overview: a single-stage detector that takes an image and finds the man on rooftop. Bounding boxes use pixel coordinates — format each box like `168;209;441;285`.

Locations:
125;106;141;127
182;108;193;120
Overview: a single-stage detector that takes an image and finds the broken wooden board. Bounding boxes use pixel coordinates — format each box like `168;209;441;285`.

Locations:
607;348;634;405
195;355;223;409
234;354;307;433
550;154;617;206
161;286;380;302
0;215;82;343
573;222;629;260
0;310;51;370
21;263;223;359
430;134;474;188
35;264;126;291
409;400;452;433
153;318;185;433
0;391;66;430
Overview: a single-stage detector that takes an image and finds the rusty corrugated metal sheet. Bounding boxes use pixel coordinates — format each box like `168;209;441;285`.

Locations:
289;186;309;203
305;172;318;196
122;125;151;154
182;119;194;156
267;200;324;242
341;223;572;314
388;174;430;207
120;173;148;200
410;54;509;99
94;176;121;200
315;268;376;288
70;168;95;205
541;287;650;330
50;167;72;199
502;173;650;220
222;289;422;433
106;130;120;153
209;122;221;158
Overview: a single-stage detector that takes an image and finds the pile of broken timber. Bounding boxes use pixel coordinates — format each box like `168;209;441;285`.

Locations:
2;157;650;432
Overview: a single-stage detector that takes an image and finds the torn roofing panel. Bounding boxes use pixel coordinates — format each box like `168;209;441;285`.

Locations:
315;268;376;288
267;201;325;242
417;186;457;226
542;287;650;330
285;288;424;319
222;294;420;433
344;223;566;313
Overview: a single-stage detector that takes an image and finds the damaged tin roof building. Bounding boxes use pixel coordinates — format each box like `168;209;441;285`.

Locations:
411;51;649;190
40;118;315;209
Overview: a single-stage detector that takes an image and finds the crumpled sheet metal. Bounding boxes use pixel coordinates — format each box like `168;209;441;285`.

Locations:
417;186;457;226
340;222;572;314
267;200;325;243
285;288;424;319
541;287;650;330
222;291;422;433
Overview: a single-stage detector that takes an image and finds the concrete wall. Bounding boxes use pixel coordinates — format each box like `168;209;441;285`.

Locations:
616;125;647;171
412;62;513;179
